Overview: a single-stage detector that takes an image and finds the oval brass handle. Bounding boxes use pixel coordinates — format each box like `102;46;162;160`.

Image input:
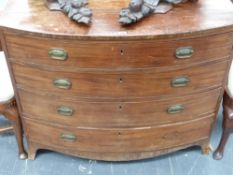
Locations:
171;76;190;87
176;46;194;59
61;133;77;142
53;78;72;89
167;104;184;114
48;48;68;60
57;106;74;116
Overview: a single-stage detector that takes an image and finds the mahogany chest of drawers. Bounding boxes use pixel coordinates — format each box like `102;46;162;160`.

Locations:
1;0;233;161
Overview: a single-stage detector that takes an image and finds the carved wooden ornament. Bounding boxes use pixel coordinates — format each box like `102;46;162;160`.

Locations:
46;0;198;25
46;0;92;25
119;0;197;25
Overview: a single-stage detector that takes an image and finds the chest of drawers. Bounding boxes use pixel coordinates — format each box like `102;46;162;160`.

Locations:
1;0;233;161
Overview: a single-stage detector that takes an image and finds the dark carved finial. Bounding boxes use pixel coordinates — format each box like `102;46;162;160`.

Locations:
58;0;92;25
119;0;198;25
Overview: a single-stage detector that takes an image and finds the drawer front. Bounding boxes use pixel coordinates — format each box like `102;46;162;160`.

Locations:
6;33;232;69
24;116;213;153
20;89;221;128
12;60;228;98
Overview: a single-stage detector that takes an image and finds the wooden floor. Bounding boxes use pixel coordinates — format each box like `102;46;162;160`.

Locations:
0;107;232;175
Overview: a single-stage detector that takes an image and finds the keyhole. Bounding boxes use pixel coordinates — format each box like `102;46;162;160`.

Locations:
119;77;123;83
120;49;124;56
118;132;121;135
119;105;123;110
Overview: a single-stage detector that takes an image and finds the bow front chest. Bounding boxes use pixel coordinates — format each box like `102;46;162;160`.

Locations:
1;0;233;161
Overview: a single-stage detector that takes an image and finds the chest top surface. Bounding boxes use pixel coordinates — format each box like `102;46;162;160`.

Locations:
0;0;233;40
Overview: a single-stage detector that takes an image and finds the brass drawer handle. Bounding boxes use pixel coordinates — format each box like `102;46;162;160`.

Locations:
57;106;74;116
176;46;194;59
171;76;190;87
48;48;68;60
53;78;72;89
167;104;184;114
61;133;77;142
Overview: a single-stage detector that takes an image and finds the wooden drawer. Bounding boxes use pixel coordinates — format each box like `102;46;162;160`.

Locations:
20;89;221;128
6;33;232;70
12;60;229;98
24;116;213;155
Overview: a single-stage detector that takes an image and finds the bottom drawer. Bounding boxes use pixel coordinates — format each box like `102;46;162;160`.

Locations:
25;116;213;156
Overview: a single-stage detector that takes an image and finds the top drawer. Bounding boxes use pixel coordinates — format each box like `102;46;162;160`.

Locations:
5;33;232;70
